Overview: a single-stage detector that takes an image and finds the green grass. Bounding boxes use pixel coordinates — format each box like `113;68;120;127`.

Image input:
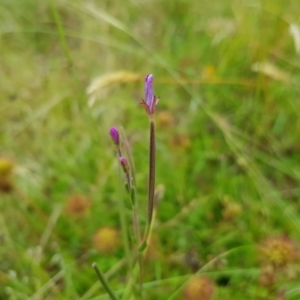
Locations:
1;0;300;299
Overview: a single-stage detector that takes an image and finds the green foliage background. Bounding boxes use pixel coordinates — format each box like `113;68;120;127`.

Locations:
1;0;300;299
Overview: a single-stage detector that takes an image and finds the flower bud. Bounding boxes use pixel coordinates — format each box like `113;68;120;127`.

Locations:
109;127;119;146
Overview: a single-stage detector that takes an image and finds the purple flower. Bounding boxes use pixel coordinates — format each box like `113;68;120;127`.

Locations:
109;127;119;146
141;74;159;115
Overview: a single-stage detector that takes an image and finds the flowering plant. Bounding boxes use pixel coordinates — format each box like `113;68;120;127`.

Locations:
92;74;160;299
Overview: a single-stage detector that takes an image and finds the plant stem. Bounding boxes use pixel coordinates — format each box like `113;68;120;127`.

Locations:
132;205;141;243
117;171;132;272
148;120;156;225
120;128;141;244
92;263;120;300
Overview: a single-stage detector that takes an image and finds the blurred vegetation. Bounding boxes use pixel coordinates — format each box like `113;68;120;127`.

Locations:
1;0;300;299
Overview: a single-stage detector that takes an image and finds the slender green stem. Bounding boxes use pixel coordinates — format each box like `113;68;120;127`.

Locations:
117;165;132;272
116;147;134;271
139;119;156;299
148;120;156;224
141;207;156;254
132;205;141;243
128;186;140;245
120;128;141;244
92;263;120;300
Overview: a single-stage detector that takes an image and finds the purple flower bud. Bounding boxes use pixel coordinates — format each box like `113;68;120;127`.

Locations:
109;127;119;146
145;74;154;108
141;74;159;115
119;156;129;174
